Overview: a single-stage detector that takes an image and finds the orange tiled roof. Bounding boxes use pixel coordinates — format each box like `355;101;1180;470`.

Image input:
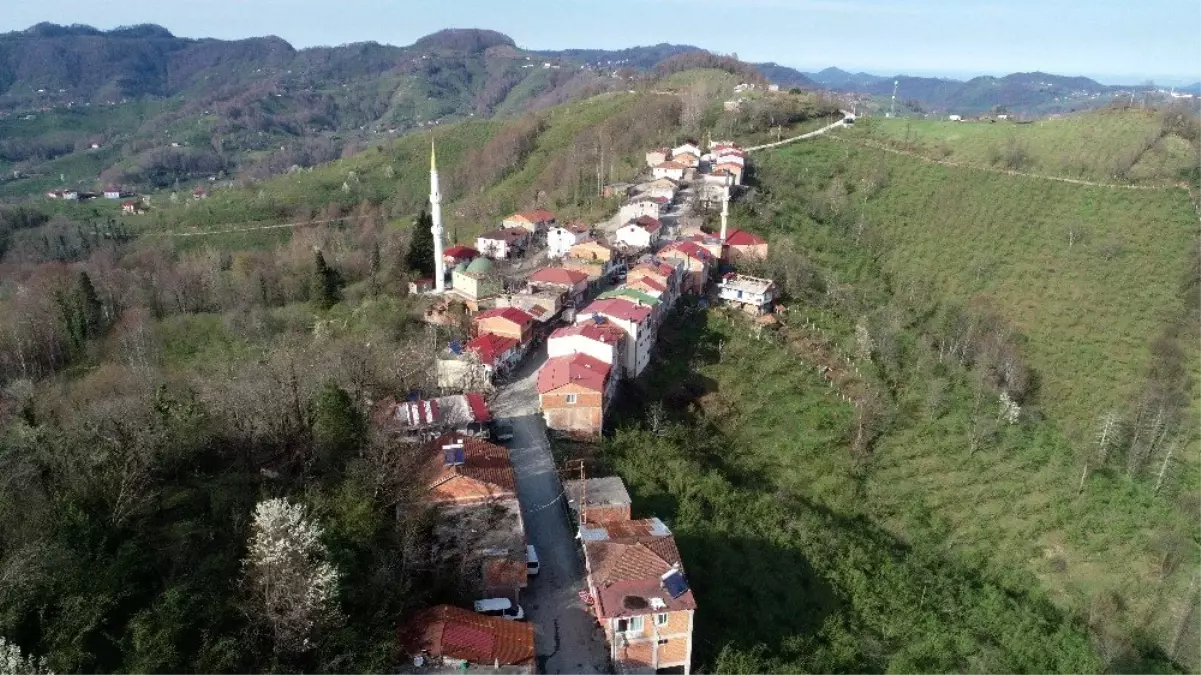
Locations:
424;433;516;504
398;604;534;666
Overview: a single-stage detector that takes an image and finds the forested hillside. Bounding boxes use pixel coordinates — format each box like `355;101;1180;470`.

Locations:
590;105;1198;671
0;60;1195;673
0;73;848;671
0;24;622;199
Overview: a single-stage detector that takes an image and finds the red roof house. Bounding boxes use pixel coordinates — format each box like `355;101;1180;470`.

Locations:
466;332;520;368
423;432;516;505
581;297;653;325
443;244;479;265
473;307;535;343
725;228;769;260
398;604;535;669
536;353;614;436
537;353;612;395
528;266;589;288
580;517;697;673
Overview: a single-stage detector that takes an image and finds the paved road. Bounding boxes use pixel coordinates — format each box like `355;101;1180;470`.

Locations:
744;113;849;152
491;344;610;674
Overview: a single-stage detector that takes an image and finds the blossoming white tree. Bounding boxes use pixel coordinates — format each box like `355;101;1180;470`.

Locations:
0;637;51;675
242;497;340;654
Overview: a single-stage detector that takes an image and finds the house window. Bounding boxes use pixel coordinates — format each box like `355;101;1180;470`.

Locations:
565;393;578;405
624;616;643;634
655;613;669;627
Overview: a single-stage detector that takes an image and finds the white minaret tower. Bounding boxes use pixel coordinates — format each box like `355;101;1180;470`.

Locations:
720;185;730;241
429;140;446;293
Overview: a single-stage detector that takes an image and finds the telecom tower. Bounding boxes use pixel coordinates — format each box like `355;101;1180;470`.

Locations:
429;141;446;293
888;80;899;118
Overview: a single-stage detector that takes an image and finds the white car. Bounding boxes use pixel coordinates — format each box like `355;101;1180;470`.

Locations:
474;597;525;621
526;544;540;577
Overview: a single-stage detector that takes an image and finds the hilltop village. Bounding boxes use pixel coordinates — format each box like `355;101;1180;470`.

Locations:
386;139;778;674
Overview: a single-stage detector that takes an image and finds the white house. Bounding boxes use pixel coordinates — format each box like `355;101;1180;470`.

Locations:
548;316;627;376
547;221;592;258
614;216;662;250
103;186;121;199
948;114;962;121
652;161;686;181
619;197;665;223
476;227;530;260
671;143;701;158
576;297;654;377
637;178;677;201
718;273;776;313
645;147;670;168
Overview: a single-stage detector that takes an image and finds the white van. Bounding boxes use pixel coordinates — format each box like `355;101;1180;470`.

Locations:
474;597;525;621
526;545;540;577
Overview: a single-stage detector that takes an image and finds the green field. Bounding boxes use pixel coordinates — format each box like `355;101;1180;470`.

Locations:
603;308;1162;673
753;136;1197;447
845;109;1198;185
702;130;1200;667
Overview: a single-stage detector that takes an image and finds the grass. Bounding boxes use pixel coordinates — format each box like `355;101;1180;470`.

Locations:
602;309;1140;673
754;135;1197;448
844;108;1197;185
724;129;1199;666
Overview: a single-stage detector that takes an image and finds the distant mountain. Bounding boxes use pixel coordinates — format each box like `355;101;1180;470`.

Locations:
750;62;817;88
535;45;816;88
804;67;1120;113
807;67;888;90
534;43;701;70
0;24;630;197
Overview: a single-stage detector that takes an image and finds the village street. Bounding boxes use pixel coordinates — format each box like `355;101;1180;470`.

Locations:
489;344;610;674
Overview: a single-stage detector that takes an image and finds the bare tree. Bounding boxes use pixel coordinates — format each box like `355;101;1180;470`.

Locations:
1081;411;1122;493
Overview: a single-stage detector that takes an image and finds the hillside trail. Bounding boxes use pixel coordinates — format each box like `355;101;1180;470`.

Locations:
824;134;1189;191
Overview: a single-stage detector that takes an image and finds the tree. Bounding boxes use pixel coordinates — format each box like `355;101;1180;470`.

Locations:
242;498;340;655
0;636;52;675
56;271;105;353
405;210;435;278
312;251;342;310
312;381;364;470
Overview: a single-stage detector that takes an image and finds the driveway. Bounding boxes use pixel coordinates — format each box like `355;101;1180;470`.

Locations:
491;344;610;674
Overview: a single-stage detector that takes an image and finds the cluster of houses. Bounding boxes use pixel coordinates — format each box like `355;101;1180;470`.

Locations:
391;424;697;674
401;138;783;673
431;138;779;441
45;184;209;213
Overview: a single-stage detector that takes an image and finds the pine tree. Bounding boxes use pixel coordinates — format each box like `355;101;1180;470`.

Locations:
312;380;364;470
57;271;105;353
368;240;382;296
312;251;342;310
405;209;435;278
76;272;102;339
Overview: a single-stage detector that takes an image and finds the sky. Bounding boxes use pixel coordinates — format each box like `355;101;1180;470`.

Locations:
4;0;1199;84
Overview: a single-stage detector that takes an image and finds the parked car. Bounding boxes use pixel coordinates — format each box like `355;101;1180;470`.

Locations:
526;545;540;576
474;597;524;621
491;421;514;443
